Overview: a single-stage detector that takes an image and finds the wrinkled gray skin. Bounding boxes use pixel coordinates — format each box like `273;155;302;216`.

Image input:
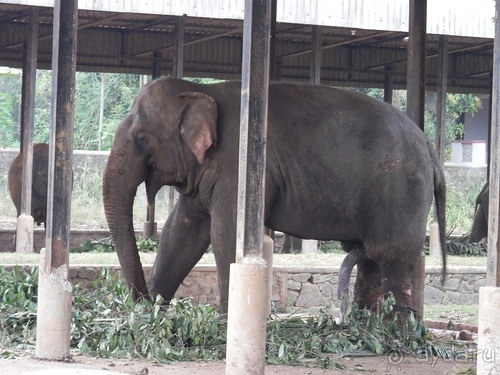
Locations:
469;182;489;243
8;143;49;226
103;77;447;314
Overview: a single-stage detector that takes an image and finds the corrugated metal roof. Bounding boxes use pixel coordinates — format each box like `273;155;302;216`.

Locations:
0;1;494;93
2;0;494;37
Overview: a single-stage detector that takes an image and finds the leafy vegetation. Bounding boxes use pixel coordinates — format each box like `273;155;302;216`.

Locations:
0;71;141;150
352;88;482;158
71;237;159;253
0;266;470;367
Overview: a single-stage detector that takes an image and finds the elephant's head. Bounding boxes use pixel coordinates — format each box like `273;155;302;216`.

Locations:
103;78;218;300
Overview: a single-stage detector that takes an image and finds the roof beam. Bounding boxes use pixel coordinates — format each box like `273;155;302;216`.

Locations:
278;30;395;59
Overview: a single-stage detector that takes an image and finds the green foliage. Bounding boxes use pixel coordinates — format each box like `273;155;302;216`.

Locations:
267;293;428;368
424;93;482;148
71;238;115;253
70;237;158;253
355;88;482;160
318;241;344;254
0;92;14;147
445;241;487;256
0;71;141;150
71;269;225;362
0;267;38;351
73;73;140;150
0;266;466;368
443;178;484;236
0;74;22;148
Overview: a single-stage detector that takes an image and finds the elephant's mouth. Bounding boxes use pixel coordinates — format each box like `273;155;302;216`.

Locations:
145;172;182;204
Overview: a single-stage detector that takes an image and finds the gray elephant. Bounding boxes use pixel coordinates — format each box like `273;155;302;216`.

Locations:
8;143;49;226
103;77;446;314
469;181;488;243
8;143;73;228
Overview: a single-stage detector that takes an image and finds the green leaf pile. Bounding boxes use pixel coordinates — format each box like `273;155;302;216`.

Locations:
0;266;464;368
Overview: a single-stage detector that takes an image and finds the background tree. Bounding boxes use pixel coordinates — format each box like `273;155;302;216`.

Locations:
0;70;22;147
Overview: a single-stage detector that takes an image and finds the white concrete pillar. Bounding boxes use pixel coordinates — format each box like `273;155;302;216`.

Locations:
225;259;269;375
35;248;72;359
428;221;441;257
477;287;500;373
302;239;318;254
263;234;274;315
16;214;34;253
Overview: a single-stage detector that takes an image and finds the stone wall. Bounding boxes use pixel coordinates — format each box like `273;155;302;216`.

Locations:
443;163;486;198
17;264;484;312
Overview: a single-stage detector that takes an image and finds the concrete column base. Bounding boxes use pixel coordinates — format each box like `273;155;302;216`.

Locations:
35;248;73;359
142;221;157;239
225;260;269;375
477;287;500;374
429;221;441;257
263;234;274;315
16;214;34;253
302;239;318;254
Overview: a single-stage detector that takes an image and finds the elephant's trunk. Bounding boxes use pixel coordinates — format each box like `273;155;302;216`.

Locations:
103;147;149;301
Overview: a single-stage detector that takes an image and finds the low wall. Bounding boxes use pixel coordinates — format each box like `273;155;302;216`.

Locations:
0;228;125;253
8;264;484;312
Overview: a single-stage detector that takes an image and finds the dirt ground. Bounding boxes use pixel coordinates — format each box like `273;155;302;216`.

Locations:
0;352;475;375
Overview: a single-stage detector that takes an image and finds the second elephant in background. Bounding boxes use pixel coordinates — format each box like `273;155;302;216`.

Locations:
8;143;73;227
8;143;50;226
469;182;489;243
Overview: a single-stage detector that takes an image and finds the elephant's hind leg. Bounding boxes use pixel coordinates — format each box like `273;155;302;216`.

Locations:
380;258;415;311
353;259;382;310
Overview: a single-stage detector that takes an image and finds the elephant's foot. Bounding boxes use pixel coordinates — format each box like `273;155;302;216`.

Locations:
381;263;418;319
353;259;383;310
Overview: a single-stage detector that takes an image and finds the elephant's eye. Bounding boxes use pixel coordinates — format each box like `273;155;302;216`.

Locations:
135;133;149;149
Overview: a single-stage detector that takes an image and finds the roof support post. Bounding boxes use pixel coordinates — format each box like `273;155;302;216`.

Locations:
16;7;39;253
435;36;448;164
168;17;185;220
406;0;427;130
429;36;449;258
406;0;427;319
269;0;277;81
383;65;393;104
36;0;78;360
173;17;185;79
152;50;162;79
478;2;500;372
144;16;184;240
142;50;162;239
310;26;322;84
485;0;500;289
226;0;271;373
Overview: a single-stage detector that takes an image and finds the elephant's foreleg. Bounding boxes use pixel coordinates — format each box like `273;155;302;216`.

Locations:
147;195;211;303
209;209;238;315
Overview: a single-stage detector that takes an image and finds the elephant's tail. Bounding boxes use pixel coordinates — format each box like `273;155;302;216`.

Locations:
430;142;447;283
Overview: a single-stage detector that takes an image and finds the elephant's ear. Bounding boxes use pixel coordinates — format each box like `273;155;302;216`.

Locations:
178;92;218;164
